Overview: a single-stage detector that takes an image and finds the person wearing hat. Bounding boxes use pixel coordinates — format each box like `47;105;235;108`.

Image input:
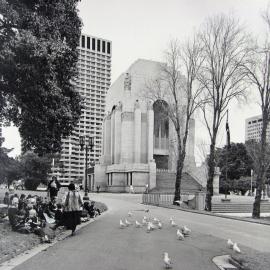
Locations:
62;183;83;235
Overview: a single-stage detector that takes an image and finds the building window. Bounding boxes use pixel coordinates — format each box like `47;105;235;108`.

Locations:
97;40;101;52
107;42;111;54
92;38;96;50
102;41;106;53
87;37;90;49
81;35;85;48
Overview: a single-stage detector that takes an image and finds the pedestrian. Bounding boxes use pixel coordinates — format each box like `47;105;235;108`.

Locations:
129;185;135;194
96;185;100;193
63;183;83;236
145;184;149;194
47;176;61;201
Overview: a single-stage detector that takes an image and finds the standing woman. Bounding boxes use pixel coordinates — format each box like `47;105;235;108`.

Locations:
63;183;83;235
47;176;61;201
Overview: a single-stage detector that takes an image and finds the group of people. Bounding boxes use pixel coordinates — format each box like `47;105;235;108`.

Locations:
1;176;102;240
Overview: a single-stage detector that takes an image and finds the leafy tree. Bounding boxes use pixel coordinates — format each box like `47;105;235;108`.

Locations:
215;143;253;193
20;151;52;190
0;146;22;185
0;0;82;155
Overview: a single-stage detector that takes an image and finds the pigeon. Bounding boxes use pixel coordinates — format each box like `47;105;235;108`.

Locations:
182;225;191;235
158;222;162;229
177;229;184;240
125;218;132;226
149;222;157;230
147;223;151;233
171;220;177;227
233;243;241;253
174;200;182;206
120;219;126;228
153;217;159;224
128;211;133;217
142;218;147;226
163;252;173;269
227;239;234;249
145;209;150;212
169;217;173;223
143;216;149;221
135;220;142;228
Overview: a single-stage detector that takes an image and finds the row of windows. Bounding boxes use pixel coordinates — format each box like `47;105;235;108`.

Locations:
81;35;111;55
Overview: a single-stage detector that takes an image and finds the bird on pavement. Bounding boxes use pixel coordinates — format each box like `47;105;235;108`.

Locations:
145;209;150;212
149;222;157;230
135;220;143;228
153;217;159;224
163;252;173;269
143;216;149;222
128;211;133;217
125;218;132;226
158;222;162;229
233;243;241;253
171;220;177;227
227;239;234;249
169;217;173;223
147;223;151;233
177;229;184;240
181;225;191;235
142;218;147;226
120;219;126;228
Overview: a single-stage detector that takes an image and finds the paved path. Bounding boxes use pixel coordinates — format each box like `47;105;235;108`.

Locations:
13;193;270;270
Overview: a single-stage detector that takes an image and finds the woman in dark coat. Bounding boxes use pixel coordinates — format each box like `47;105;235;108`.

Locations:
63;183;83;235
47;176;61;200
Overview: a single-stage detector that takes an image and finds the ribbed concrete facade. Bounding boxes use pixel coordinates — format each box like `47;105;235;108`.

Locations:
52;34;111;186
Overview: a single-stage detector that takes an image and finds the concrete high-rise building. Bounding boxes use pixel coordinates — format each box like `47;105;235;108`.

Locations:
245;115;270;142
52;34;112;185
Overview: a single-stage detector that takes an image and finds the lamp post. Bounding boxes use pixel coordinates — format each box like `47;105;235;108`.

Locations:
79;136;94;201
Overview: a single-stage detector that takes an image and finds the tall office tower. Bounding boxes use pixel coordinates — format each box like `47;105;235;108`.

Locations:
245;115;270;142
52;34;112;185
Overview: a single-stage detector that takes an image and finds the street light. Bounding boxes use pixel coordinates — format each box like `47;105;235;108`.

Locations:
79;135;94;201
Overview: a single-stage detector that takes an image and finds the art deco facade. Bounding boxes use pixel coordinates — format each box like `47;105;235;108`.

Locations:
52;34;111;184
94;59;203;193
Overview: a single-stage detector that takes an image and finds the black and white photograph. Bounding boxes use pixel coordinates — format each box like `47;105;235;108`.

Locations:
0;0;270;269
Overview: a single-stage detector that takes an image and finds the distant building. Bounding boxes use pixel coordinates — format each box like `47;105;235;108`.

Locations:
245;115;269;142
51;34;112;186
94;59;207;193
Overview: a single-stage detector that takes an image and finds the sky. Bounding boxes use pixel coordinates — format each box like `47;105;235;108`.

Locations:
2;0;270;162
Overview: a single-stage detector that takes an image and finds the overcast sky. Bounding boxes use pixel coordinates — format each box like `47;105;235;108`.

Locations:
3;0;270;162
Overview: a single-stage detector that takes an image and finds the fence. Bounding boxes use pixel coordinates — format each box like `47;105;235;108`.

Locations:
142;192;206;210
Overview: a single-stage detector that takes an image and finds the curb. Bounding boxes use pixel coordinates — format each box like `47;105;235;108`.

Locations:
0;210;109;270
141;203;270;226
212;255;237;270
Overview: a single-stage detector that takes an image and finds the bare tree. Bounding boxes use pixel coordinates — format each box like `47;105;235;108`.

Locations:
243;8;270;218
199;14;251;211
144;38;204;202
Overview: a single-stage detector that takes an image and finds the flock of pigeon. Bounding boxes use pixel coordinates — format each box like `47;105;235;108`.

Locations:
119;209;242;269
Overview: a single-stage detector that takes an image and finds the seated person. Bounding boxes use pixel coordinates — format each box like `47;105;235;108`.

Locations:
48;197;57;214
8;201;29;233
52;204;64;230
18;194;27;211
83;201;100;218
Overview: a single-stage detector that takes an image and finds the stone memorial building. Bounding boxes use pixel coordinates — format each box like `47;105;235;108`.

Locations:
94;59;209;193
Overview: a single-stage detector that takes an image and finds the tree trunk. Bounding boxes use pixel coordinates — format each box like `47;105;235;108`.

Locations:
205;142;216;211
173;130;185;204
252;112;268;218
173;155;184;203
